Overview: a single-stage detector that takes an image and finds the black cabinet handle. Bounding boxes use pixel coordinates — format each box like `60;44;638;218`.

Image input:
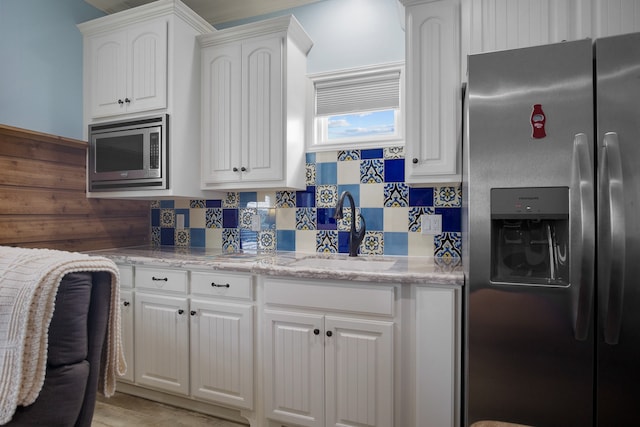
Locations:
178;309;184;315
118;99;124;105
152;276;168;281
313;329;320;335
123;301;130;307
326;330;333;337
233;167;239;172
241;166;247;172
211;282;230;288
412;158;419;164
125;98;131;103
190;310;197;316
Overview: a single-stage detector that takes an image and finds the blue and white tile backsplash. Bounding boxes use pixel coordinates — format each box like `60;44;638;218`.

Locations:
151;147;462;257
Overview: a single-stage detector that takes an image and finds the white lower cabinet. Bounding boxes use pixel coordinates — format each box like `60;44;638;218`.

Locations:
262;277;397;427
117;264;135;383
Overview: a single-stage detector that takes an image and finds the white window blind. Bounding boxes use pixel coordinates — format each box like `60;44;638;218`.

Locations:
315;69;401;116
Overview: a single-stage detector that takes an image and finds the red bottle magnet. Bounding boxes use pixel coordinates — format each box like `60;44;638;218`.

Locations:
531;104;546;139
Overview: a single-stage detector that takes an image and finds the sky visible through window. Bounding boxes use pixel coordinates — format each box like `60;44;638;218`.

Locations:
327;110;395;140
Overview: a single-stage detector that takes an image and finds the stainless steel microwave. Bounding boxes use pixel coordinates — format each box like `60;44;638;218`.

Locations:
88;114;168;191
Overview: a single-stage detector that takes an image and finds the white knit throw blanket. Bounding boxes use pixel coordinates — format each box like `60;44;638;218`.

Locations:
0;246;126;425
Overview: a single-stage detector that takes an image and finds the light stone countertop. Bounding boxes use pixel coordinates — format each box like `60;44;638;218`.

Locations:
89;246;464;286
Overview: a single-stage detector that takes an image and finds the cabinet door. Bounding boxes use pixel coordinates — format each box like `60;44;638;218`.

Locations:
134;292;189;395
593;0;640;37
119;289;135;383
405;0;461;184
324;316;394;427
126;18;168;114
89;30;127;118
190;299;254;410
201;43;242;185
241;36;284;183
414;286;459;427
263;310;324;427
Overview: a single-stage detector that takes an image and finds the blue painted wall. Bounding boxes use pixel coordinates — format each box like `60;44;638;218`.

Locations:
216;0;406;74
0;0;104;140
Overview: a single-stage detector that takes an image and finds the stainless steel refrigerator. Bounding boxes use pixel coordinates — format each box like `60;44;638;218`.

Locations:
463;33;640;426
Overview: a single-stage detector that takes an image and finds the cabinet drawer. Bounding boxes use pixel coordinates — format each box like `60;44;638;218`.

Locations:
118;264;133;289
135;267;187;293
264;278;395;316
190;271;253;300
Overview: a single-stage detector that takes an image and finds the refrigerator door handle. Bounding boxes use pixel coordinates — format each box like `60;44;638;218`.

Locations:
571;133;595;341
599;132;626;345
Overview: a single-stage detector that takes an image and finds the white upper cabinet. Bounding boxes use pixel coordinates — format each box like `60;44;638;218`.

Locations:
592;0;640;37
199;16;313;191
87;18;167;118
402;0;462;185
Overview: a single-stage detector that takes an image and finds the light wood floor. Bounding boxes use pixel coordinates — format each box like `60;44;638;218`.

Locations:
92;392;247;427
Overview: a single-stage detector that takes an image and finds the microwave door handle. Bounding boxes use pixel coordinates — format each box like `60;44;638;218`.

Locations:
571;133;595;341
599;132;626;345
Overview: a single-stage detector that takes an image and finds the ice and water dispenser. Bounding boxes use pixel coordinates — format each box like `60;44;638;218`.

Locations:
491;187;570;286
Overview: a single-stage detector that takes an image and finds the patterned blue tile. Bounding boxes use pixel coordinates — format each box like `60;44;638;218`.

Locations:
296;208;317;230
224;192;239;208
360;207;383;231
338;150;361;161
306;163;317;186
434;185;462;207
384;183;409;207
316;162;337;185
296;187;316;207
206;199;222;208
317;208;337;230
190;200;206;208
160;209;175;227
190;228;206;247
223;229;240;252
434;232;462;258
409;187;434;207
239;208;256;229
175;230;190;247
206;208;222;228
276;191;296;208
361;159;384;183
384;146;404;159
316;185;337;208
361;231;384;255
277;230;296;251
336;207;360;232
151;227;161;245
361;148;384;159
384;159;404;182
223;209;238;228
316;231;338;253
258;230;276;252
151;200;160;209
383;232;408;256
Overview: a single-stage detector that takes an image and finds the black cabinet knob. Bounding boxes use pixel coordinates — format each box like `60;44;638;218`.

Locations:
326;330;333;337
412;158;418;164
178;309;184;315
241;166;247;172
123;301;130;307
313;329;320;335
118;99;124;105
124;98;131;103
190;310;197;316
233;167;239;172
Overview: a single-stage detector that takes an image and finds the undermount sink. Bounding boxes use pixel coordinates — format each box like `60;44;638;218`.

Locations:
290;256;396;272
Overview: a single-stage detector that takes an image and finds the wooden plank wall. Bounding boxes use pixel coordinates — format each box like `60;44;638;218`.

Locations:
0;124;150;251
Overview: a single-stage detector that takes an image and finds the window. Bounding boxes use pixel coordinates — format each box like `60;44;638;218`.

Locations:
307;63;404;151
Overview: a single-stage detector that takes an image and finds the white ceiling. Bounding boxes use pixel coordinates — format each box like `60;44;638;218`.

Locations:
84;0;324;26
